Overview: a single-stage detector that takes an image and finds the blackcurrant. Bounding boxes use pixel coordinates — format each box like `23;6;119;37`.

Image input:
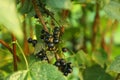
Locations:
53;38;59;44
40;49;46;54
44;37;50;43
40;35;44;39
34;14;38;18
46;34;52;38
41;29;46;34
28;37;33;43
32;40;37;47
60;59;66;66
54;61;61;67
47;42;54;48
36;49;48;61
67;68;72;73
53;31;59;35
64;72;68;76
62;47;68;52
54;27;60;31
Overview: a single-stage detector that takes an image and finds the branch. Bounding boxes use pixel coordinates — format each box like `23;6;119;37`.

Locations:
21;0;25;5
23;15;29;55
91;0;100;51
0;39;20;62
11;34;18;71
32;0;48;32
0;39;13;53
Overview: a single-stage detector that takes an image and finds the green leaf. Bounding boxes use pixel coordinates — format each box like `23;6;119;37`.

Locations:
46;0;72;9
0;0;23;39
109;55;120;73
30;62;66;80
35;24;42;42
0;70;8;80
7;62;66;80
7;70;28;80
19;0;33;14
0;49;12;68
92;48;108;66
104;1;120;21
83;65;113;80
75;50;91;66
19;0;35;17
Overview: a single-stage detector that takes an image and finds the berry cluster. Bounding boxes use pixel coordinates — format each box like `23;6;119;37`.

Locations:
40;27;60;51
54;59;72;76
28;37;37;47
28;26;72;76
35;49;48;61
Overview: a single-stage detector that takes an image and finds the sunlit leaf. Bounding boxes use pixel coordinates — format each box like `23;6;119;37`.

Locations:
30;62;66;80
109;55;120;73
0;49;12;68
7;62;66;80
7;70;28;80
0;0;23;39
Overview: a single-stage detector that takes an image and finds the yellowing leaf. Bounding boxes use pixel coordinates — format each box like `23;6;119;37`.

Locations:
0;0;23;39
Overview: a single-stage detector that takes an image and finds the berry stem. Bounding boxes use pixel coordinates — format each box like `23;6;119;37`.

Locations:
32;0;48;32
54;50;60;60
15;41;29;70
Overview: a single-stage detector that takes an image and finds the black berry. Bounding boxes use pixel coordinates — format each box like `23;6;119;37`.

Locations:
54;61;61;67
64;72;68;76
53;31;59;35
54;27;60;31
36;49;48;60
32;40;37;47
34;14;38;18
60;59;66;66
28;37;33;43
53;38;59;44
40;35;44;39
46;34;52;38
44;37;50;43
67;68;72;73
41;29;46;34
48;42;54;48
62;47;68;52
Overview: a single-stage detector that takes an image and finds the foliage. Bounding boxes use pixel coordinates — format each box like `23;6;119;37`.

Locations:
109;55;120;73
7;62;65;80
